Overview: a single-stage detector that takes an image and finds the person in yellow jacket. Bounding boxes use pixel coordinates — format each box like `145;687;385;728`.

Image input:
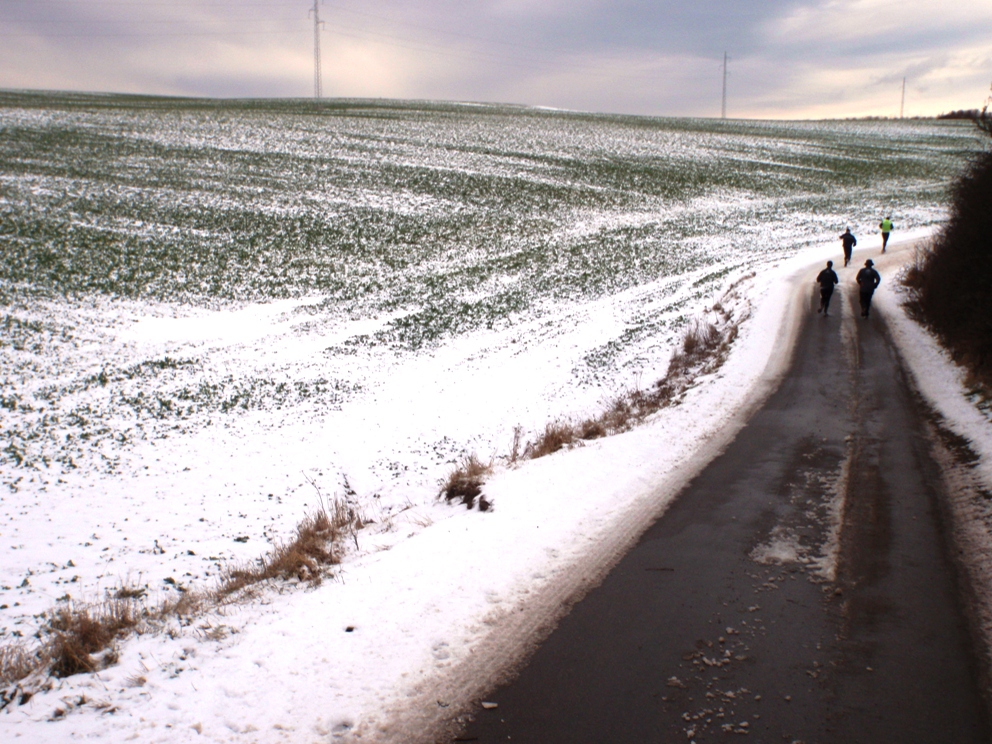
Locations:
879;216;893;252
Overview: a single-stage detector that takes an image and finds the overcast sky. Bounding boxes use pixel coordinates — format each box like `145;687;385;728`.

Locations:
1;0;990;119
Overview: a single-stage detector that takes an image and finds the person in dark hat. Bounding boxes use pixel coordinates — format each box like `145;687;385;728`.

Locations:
839;228;857;267
815;260;840;316
855;258;881;317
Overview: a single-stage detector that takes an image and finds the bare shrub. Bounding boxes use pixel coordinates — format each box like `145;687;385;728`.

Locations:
440;454;492;509
909;141;992;388
508;426;523;464
901;241;934;327
902;240;933;296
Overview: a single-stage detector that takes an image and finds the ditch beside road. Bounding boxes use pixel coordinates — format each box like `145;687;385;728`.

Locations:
454;264;990;743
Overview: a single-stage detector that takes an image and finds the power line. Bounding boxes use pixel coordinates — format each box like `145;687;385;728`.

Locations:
2;18;305;25
0;28;301;38
0;3;679;86
0;0;584;57
3;0;297;5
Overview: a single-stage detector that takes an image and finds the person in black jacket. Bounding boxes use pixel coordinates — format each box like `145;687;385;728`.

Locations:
855;259;881;317
839;228;857;267
815;260;840;316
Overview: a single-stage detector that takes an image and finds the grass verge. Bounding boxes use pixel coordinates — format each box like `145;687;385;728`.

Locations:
219;501;362;596
441;276;752;509
0;501;363;696
522;288;746;456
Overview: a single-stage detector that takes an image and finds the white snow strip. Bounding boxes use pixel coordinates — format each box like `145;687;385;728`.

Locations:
875;264;992;489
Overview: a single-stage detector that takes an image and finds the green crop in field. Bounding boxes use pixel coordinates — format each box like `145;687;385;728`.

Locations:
0;92;981;475
0;93;975;336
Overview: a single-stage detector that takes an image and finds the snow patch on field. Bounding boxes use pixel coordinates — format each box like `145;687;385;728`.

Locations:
7;233;983;743
0;240;829;743
0;98;973;741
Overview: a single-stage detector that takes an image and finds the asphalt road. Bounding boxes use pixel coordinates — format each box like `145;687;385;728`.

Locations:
454;280;989;743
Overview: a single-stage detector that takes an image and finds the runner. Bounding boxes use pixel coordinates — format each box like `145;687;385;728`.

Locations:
856;258;881;317
815;260;840;316
839;228;857;267
879;216;893;252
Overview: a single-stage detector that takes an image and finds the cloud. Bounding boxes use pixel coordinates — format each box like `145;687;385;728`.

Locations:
765;0;992;52
872;56;949;88
0;0;989;117
732;39;992;119
484;50;725;116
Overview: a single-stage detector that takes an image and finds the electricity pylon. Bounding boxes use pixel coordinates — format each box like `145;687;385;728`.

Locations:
310;0;325;99
721;52;729;119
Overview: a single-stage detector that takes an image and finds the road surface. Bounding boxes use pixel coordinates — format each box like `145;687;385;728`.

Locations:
454;272;989;742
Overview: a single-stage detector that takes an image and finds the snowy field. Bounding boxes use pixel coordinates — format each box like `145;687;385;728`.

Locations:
0;93;987;740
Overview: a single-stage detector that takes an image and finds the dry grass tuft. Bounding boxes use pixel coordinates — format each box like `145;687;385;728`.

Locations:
219;502;360;595
596;393;644;435
0;500;364;687
513;289;748;467
524;421;578;459
667;320;722;376
0;643;37;688
441;455;492;510
158;590;207;623
576;417;608;440
45;599;138;678
508;426;524;464
113;583;147;601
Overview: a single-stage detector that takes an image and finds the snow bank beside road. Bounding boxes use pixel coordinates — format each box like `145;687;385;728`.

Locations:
873;249;992;709
0;247;816;743
876;283;992;485
868;233;991;489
